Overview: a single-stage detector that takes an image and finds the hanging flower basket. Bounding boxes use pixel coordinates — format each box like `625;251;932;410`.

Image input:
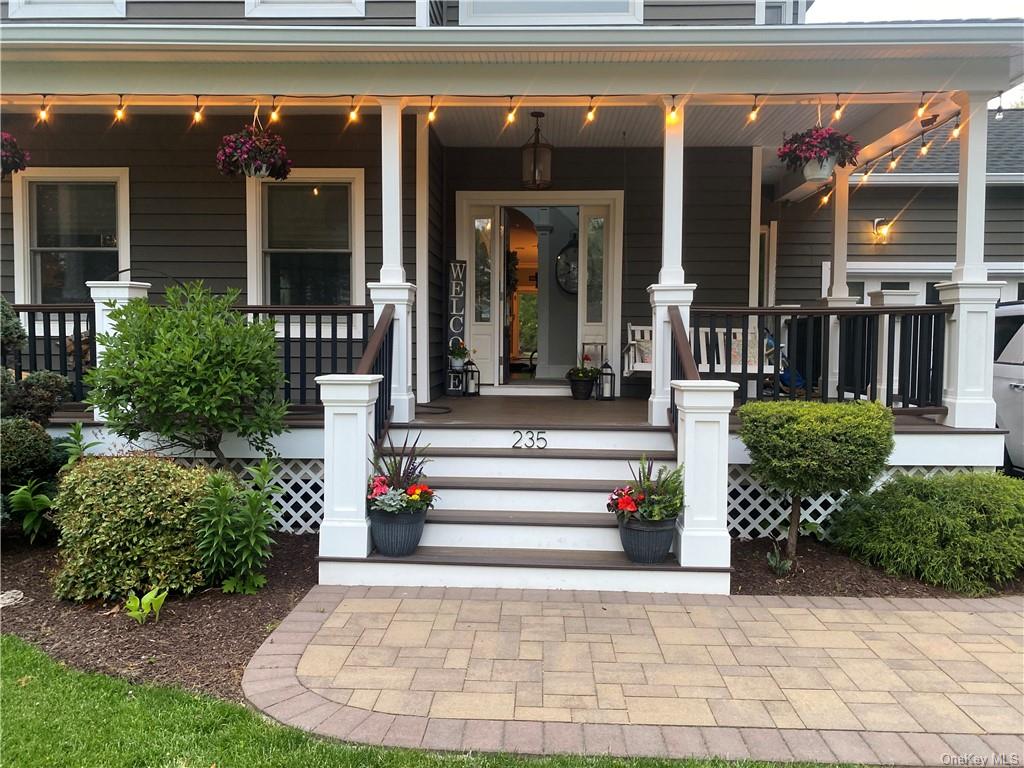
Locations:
1;132;29;180
777;126;859;183
216;124;292;180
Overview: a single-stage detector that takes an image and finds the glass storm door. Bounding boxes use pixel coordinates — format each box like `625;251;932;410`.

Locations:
468;206;499;384
578;205;611;365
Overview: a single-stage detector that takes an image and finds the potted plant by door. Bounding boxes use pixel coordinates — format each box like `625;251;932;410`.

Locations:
608;456;685;564
566;353;600;400
366;434;435;556
449;339;469;371
777;126;859;183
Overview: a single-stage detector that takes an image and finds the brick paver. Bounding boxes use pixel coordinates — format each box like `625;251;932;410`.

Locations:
244;586;1024;765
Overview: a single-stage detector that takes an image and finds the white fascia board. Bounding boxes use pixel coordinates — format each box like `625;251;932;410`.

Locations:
849;173;1024;186
846;261;1024;276
1;20;1021;50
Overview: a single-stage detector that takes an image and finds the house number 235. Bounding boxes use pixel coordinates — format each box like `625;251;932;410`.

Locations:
511;430;547;449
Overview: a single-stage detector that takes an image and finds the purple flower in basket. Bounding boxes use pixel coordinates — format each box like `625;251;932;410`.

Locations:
777;125;860;173
216;124;292;180
1;132;29;180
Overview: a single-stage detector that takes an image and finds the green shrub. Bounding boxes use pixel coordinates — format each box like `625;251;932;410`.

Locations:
833;472;1024;595
197;460;280;595
738;400;894;559
1;297;26;365
54;454;212;601
85;282;286;465
0;417;59;494
2;369;71;426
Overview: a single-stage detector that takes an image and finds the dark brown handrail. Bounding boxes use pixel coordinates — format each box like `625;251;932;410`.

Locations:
355;304;396;375
11;303;94;312
668;305;700;381
693;304;952;317
235;304;374;314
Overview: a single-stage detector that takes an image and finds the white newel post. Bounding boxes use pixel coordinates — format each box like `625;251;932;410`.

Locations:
868;289;919;405
939;91;1004;429
317;374;381;564
649;95;695;426
673;380;738;573
374;97;416;423
86;280;151;421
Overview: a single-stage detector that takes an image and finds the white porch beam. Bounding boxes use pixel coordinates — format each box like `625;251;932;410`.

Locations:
828;166;851;300
379;97;406;284
660;96;686;285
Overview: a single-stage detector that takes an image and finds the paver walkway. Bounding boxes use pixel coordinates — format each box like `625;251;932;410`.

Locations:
244;586;1024;765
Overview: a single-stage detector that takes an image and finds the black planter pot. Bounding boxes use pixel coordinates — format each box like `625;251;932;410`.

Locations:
567;376;596;400
618;517;677;564
368;508;427;556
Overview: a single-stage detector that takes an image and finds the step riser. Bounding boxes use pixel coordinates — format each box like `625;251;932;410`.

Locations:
389;427;674;452
421;456;674;480
420;522;624;551
320;561;730;594
432;488;611;513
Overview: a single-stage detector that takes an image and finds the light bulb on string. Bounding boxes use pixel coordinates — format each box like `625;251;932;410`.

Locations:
666;96;678;124
748;95;759;122
348;96;359;122
38;95;49;122
192;96;204;124
952;115;961;139
833;93;843;121
916;93;926;119
919;136;930;156
888;150;898;171
995;93;1004;121
269;96;281;123
820;188;833;206
586;97;596;123
114;95;126;122
506;97;516;124
428;96;437;123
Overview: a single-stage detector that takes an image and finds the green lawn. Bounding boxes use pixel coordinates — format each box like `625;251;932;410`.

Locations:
1;635;836;768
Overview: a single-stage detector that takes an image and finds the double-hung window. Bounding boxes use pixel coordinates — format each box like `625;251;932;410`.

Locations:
7;0;126;18
247;169;365;306
244;0;365;17
12;168;130;303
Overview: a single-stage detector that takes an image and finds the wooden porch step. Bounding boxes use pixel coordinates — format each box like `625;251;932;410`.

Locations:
403;420;667;432
321;545;730;573
383;447;675;461
424;476;626;492
428;510;616;528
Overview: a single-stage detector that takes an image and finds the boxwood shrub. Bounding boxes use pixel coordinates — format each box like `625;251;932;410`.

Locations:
0;417;60;494
832;472;1024;595
54;454;213;601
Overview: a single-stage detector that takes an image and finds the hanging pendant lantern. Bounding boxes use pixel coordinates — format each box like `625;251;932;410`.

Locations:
521;111;553;190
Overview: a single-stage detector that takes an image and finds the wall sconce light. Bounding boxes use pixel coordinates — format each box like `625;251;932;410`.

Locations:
873;217;891;243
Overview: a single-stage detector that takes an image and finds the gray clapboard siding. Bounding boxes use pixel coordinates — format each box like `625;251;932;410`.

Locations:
0;113;418;312
440;145;752;396
774;186;1024;305
428;127;446;398
0;0;417;24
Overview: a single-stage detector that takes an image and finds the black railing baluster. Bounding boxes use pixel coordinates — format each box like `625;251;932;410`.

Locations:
724;314;733;377
866;315;878;402
331;314;339;374
740;314;750;405
757;313;765;400
772;314;782;400
58;311;69;379
803;314;813;401
820;315;830;402
899;311;912;409
72;312;85;401
27;310;38;375
886;313;897;408
298;312;308;405
282;312;292;403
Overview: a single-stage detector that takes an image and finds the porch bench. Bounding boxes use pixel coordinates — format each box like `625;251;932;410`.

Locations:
622;323;653;376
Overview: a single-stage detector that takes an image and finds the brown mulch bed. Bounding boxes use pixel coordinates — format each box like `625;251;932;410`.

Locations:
731;537;1023;598
0;532;316;702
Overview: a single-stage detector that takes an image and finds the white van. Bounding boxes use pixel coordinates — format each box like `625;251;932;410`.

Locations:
994;302;1024;474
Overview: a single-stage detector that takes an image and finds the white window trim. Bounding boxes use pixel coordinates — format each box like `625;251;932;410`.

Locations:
245;168;366;306
244;0;366;18
459;0;643;26
7;0;126;18
11;167;131;304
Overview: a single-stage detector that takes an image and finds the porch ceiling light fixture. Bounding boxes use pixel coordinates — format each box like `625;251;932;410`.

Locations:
748;95;760;122
192;95;203;124
872;217;891;243
522;111;553;190
506;97;517;125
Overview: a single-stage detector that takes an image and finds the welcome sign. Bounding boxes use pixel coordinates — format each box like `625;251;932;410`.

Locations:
447;261;467;394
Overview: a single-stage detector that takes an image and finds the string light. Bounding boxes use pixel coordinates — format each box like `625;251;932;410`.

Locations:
952;115;961;139
506;97;516;124
269;96;281;123
312;186;320;196
427;96;437;123
38;95;48;122
995;92;1004;121
586;97;596;123
114;95;126;122
820;188;833;206
348;96;359;122
919;136;930;156
888;150;898;171
748;95;760;122
192;95;203;124
916;93;926;119
833;94;844;121
666;96;678;124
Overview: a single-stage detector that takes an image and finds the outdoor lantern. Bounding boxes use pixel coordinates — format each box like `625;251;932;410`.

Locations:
597;361;616;401
521;111;553;190
463;359;480;396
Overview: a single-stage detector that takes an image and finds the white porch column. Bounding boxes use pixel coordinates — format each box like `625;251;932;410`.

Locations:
87;280;150;421
649;96;694;426
373;97;416;423
368;282;416;423
823;166;858;398
868;289;919;405
317;374;381;565
673;380;738;576
939;91;1004;429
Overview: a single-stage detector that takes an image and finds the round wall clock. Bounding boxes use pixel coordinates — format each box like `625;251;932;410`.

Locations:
555;233;579;295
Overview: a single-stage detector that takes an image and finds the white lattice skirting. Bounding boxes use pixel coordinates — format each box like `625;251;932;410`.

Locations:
182;458;324;534
727;464;973;540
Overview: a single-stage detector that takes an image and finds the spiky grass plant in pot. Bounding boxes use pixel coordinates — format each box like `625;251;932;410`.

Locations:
366;433;435;556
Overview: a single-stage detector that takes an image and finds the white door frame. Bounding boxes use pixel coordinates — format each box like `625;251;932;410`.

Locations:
455;190;624;395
